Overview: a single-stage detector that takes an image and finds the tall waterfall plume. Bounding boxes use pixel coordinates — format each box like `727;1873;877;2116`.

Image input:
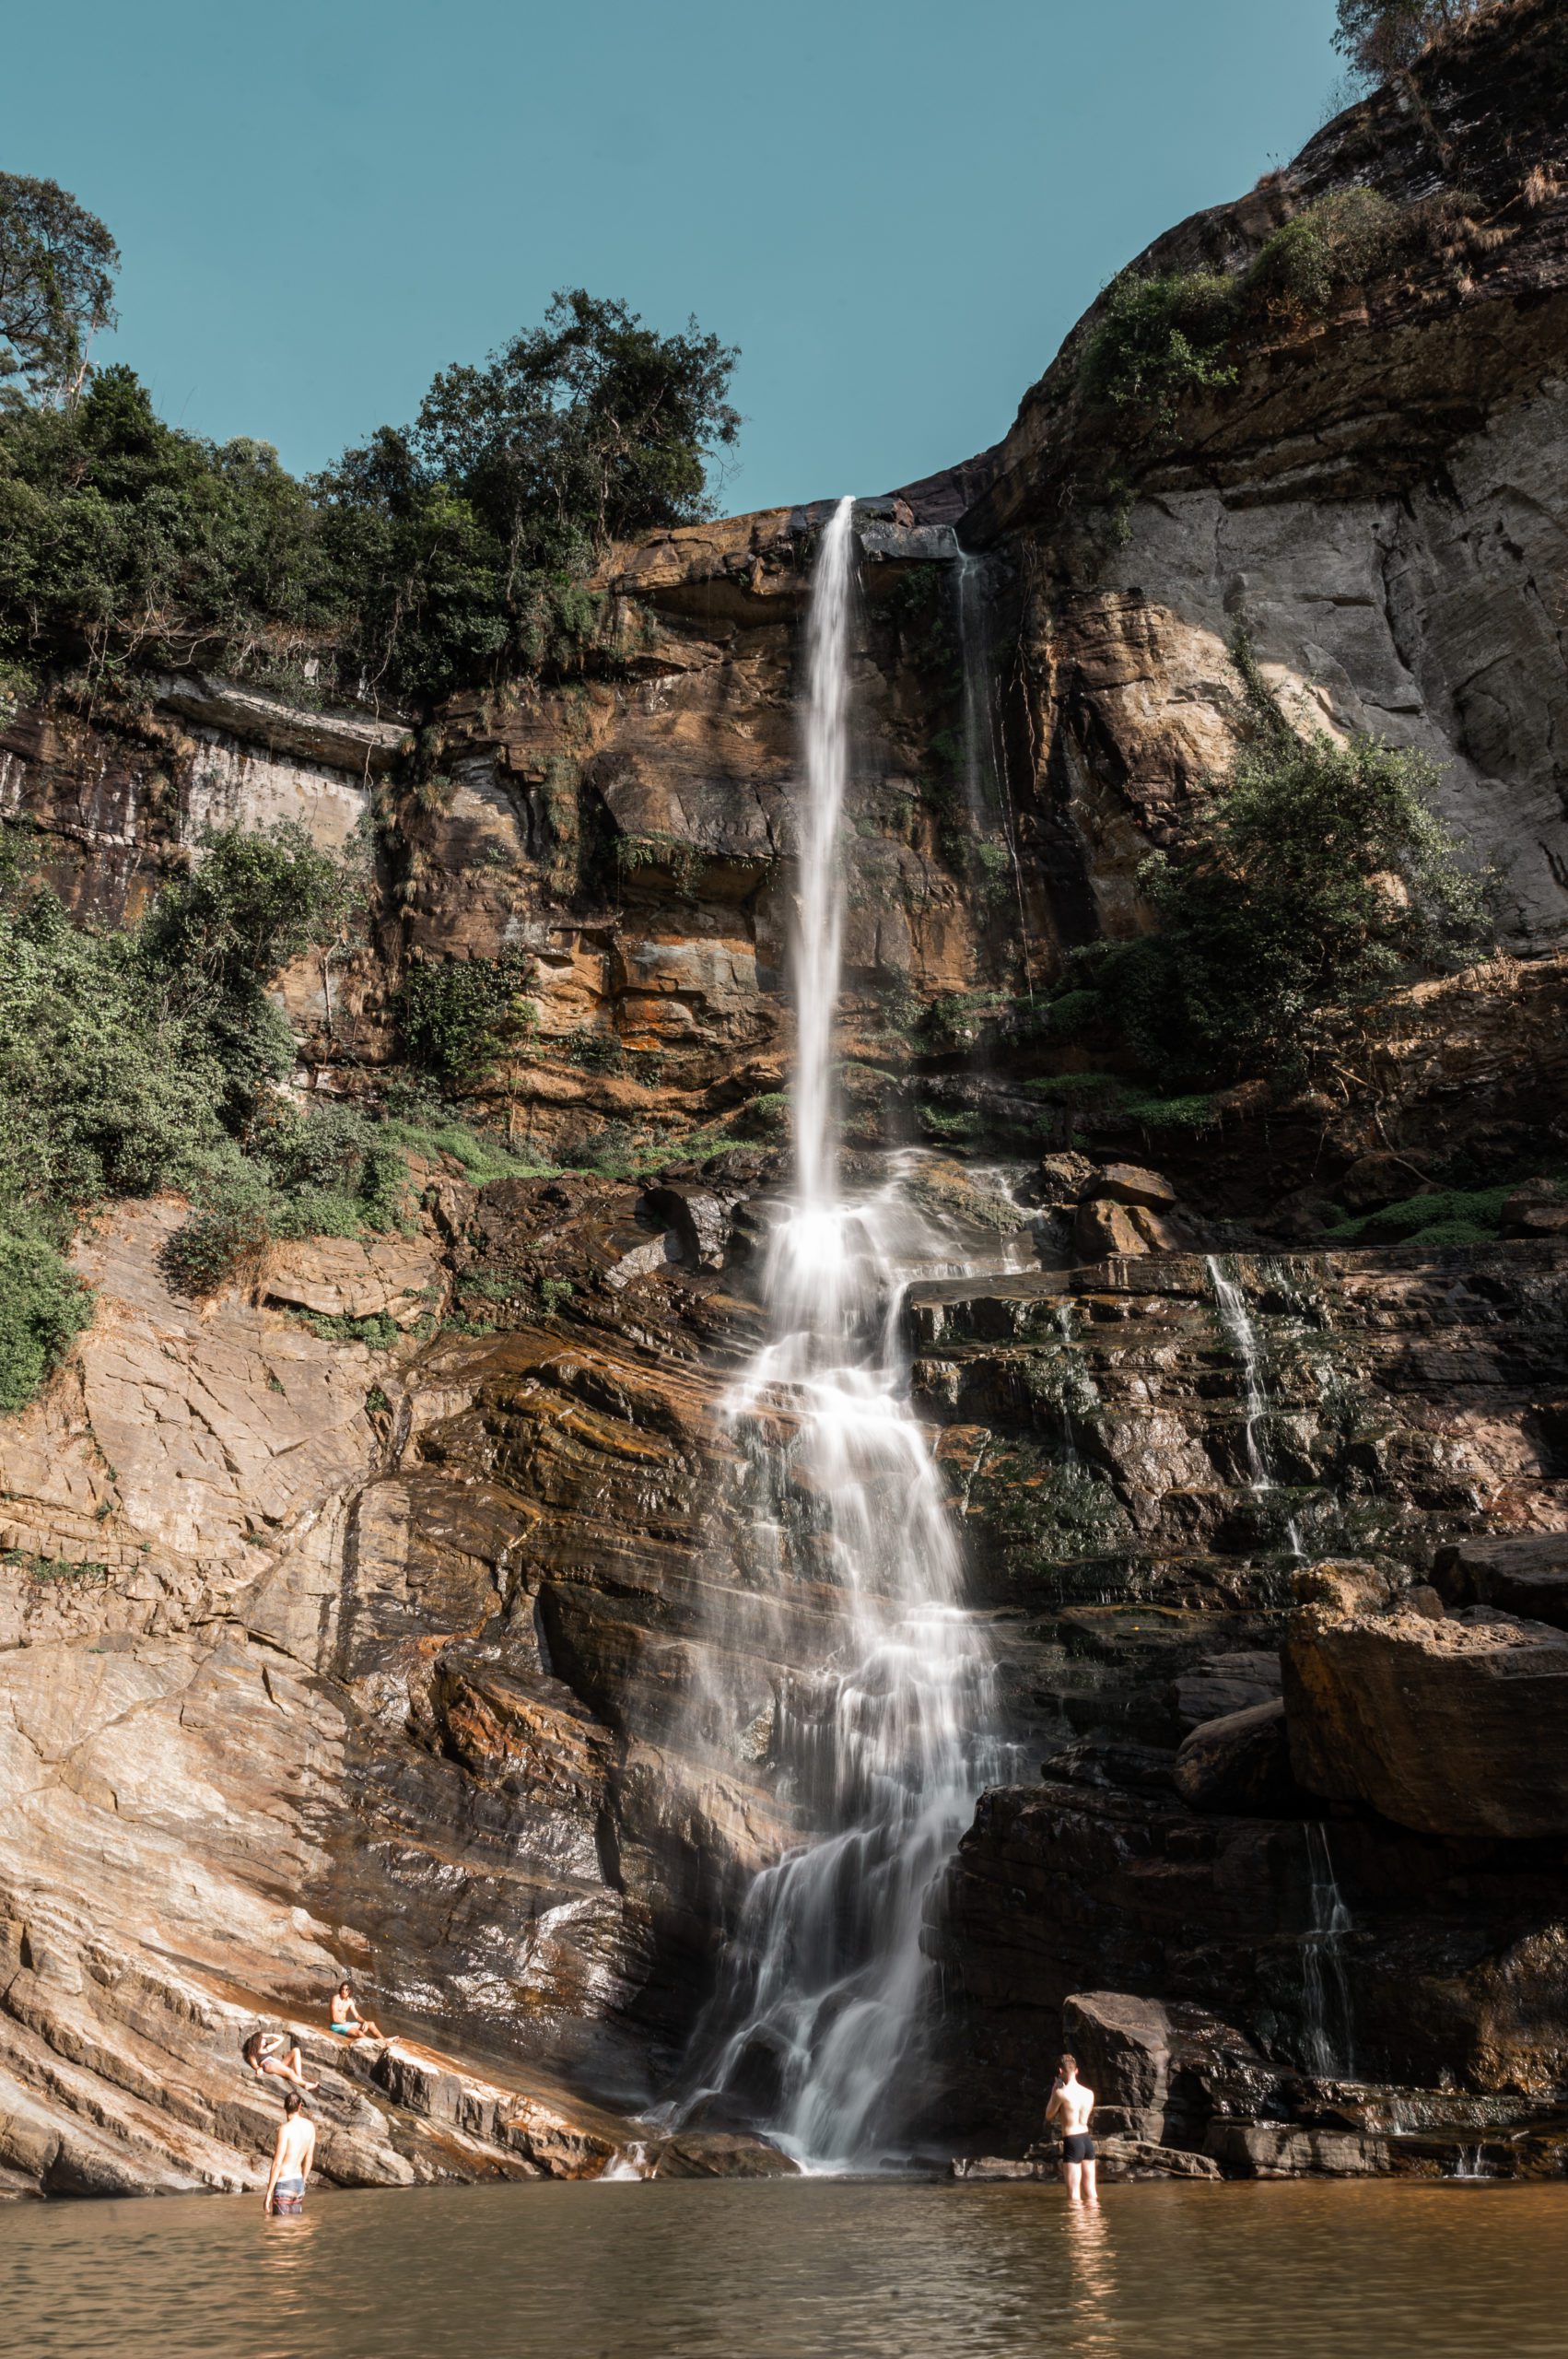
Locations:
677;499;1008;2169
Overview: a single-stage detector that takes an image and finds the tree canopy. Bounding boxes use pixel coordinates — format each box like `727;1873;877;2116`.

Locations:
312;289;740;698
1332;0;1483;81
0;173;118;401
0;254;741;706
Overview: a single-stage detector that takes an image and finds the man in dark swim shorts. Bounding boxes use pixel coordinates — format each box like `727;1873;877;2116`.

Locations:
1045;2052;1097;2201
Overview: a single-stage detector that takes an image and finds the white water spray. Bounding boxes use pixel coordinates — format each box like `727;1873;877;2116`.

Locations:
1301;1821;1356;2078
1206;1256;1305;1557
677;499;1009;2169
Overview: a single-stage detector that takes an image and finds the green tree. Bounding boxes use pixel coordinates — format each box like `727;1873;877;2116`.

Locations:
315;288;741;699
0;173;119;401
1332;1;1482;82
0;365;337;680
1075;649;1492;1083
415;288;740;570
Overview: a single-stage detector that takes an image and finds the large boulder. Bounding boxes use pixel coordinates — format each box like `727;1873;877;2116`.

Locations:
1433;1534;1568;1631
1204;2123;1389;2177
1173;1649;1282;1730
1074;1198;1148;1261
1174;1698;1296;1815
1060;1992;1274;2148
1500;1180;1568;1239
1283;1608;1568;1839
1090;1163;1178;1212
644;2131;799;2179
638;1182;731;1271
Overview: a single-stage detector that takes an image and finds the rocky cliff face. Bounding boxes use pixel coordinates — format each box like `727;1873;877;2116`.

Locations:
919;1242;1568;2173
3;0;1567;2197
968;0;1568;958
2;513;1008;1165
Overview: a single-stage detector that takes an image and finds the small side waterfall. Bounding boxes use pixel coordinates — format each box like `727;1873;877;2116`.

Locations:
676;499;1008;2169
956;552;1002;835
1300;1822;1356;2078
1206;1256;1305;1556
954;550;1033;996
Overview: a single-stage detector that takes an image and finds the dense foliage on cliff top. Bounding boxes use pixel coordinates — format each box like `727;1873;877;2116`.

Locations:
0;177;740;708
0;820;405;1404
1059;649;1492;1086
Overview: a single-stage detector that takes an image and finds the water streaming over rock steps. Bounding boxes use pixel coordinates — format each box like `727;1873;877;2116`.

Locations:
673;499;1012;2170
1300;1821;1357;2080
1206;1256;1306;1558
954;551;1034;997
1207;1262;1354;2071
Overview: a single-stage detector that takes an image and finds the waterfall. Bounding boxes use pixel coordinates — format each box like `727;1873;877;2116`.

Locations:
1300;1822;1356;2078
793;498;856;1226
676;499;1007;2170
1206;1256;1305;1556
954;550;1033;997
956;552;1000;835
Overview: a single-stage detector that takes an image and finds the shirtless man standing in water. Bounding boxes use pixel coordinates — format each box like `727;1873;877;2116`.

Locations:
263;2090;317;2216
1045;2053;1097;2201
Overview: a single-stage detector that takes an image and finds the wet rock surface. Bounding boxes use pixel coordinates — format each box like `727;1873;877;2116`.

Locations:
921;1238;1568;2176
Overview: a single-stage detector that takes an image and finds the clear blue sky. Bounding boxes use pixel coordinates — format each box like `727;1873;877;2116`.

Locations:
3;0;1343;512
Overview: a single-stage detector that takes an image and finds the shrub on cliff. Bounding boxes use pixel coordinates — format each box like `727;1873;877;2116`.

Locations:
1248;187;1408;320
1079;270;1240;427
1333;0;1483;83
1072;647;1492;1085
395;953;539;1086
0;820;403;1367
0;1221;94;1413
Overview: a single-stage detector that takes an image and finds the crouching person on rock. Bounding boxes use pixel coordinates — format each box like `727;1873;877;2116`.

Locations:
263;2090;317;2217
1046;2053;1097;2202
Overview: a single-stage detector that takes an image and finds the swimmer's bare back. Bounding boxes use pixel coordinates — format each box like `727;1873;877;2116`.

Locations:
1051;2077;1094;2135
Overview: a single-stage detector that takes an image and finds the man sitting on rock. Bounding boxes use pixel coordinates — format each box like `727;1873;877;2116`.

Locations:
1046;2053;1098;2201
328;1979;386;2043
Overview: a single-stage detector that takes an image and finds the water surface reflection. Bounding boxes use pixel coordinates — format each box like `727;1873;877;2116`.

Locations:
2;2177;1565;2359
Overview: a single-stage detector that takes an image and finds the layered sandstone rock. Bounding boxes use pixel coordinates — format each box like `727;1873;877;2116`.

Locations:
0;1182;813;2195
1283;1605;1568;1837
966;0;1568;956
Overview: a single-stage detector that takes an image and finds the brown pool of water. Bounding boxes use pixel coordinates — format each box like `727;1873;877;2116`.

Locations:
2;2175;1564;2359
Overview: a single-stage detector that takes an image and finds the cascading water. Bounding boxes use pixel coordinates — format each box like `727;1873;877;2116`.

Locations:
676;499;1010;2169
955;552;1000;836
1300;1822;1357;2078
954;551;1033;995
1206;1255;1305;1557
